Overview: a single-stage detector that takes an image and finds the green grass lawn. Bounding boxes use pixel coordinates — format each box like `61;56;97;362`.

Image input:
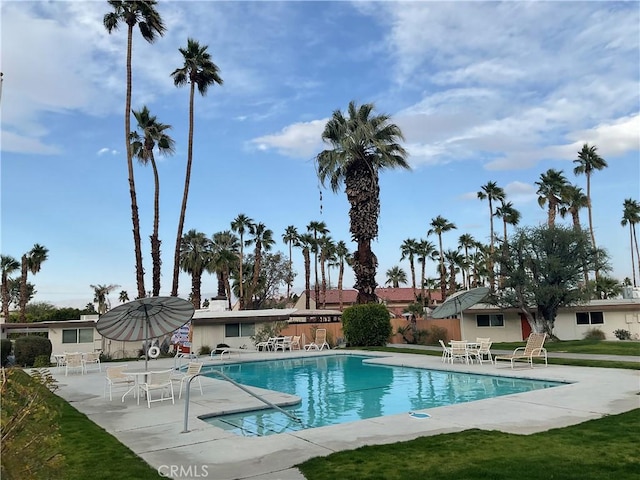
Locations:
493;339;640;355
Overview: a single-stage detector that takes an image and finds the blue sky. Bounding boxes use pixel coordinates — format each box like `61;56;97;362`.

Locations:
2;1;639;309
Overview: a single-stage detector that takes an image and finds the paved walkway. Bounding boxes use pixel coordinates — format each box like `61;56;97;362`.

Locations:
50;349;639;480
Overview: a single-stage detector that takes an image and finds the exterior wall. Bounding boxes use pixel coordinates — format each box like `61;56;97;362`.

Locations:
461;312;524;343
280;323;343;347
553;309;640;340
48;326;141;359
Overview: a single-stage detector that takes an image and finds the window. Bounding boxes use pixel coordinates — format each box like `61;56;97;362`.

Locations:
576;311;604;325
476;314;504;327
62;328;94;344
225;323;255;337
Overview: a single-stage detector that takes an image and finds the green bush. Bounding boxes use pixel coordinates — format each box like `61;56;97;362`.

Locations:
425;325;449;345
613;329;632;340
583;328;606;341
198;345;212;355
33;355;52;368
342;303;392;347
1;339;12;366
14;336;53;367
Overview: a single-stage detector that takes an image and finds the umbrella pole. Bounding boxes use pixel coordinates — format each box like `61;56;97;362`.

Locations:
144;313;149;370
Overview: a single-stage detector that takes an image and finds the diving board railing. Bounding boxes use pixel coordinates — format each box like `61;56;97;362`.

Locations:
181;370;301;433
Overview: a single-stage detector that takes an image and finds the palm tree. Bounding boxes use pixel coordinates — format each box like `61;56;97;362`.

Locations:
621;198;640;287
318;235;335;308
334;240;350;311
574;143;608;249
560;184;588;231
494;201;522;287
245;222;275;307
1;255;20;319
282;225;299;299
477;181;505;291
294;233;314;309
307;220;328;304
535;168;568;228
118;290;129;303
90;284;120;314
416;239;436;306
316;101;409;304
130;106;175;296
104;0;165;299
444;249;464;295
211;230;240;310
400;238;419;299
170;38;223;297
179;229;213;310
428;215;457;300
385;266;407;288
457;234;475;290
230;214;254;309
18;244;49;322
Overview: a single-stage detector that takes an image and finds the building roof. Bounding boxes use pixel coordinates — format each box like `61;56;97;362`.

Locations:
311;287;443;304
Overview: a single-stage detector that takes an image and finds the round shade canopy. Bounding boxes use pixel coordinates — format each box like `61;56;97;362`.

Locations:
96;296;195;342
430;287;490;319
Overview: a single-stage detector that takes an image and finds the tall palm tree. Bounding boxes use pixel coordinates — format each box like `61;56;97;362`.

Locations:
318;235;335;308
416;239;436;306
334;240;350;310
574;143;608;249
230;214;254;309
179;229;213;310
294;233;314;309
282;225;299;299
621;198;640;287
560;184;588;231
306;220;328;305
477;181;505;291
130;106;175;296
400;238;419;299
385;266;408;288
444;249;463;295
428;215;457;300
170;38;223;297
535;168;568;228
90;284;120;314
118;290;130;303
245;222;275;307
494;201;522;287
19;244;49;322
457;234;475;290
316;101;409;304
1;255;20;319
104;0;165;299
211;230;240;310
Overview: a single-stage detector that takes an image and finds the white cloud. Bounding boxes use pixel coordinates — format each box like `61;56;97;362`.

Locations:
249;119;327;159
97;147;117;156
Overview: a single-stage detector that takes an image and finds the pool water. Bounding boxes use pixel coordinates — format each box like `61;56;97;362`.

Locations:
201;355;562;437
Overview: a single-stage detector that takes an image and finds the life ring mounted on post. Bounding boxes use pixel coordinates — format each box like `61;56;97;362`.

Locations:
148;346;160;359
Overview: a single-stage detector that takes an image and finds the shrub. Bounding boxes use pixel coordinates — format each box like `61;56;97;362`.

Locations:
33;355;52;368
198;345;212;356
583;328;606;341
251;321;288;346
1;339;12;366
423;325;449;345
613;329;632;340
14;336;52;367
342;303;392;347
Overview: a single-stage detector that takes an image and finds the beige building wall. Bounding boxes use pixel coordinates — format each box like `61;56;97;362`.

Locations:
553;309;640;340
460;312;524;343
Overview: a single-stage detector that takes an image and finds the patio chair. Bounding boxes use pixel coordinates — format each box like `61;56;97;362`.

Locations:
82;352;101;373
438;340;452;363
494;333;548;368
290;335;301;350
256;337;277;351
64;352;84;376
449;341;469;364
304;329;330;351
274;336;293;352
104;365;135;401
171;361;203;399
467;340;494;364
139;369;175;408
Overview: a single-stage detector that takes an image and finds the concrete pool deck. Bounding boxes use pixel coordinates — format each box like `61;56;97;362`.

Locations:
50;350;639;480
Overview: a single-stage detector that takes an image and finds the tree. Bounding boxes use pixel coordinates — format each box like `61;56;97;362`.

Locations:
211;230;239;310
118;290;130;303
428;215;456;300
281;225;299;299
230;214;254;309
621;198;640;287
494;225;600;337
494;201;521;287
559;184;588;231
179;229;213;310
307;220;328;305
90;284;120;314
334;240;350;311
444;249;464;295
535;169;568;228
316;101;409;304
19;244;48;322
170;38;223;297
477;181;505;290
294;233;314;309
416;239;436;306
400;238;419;299
246;252;290;309
104;0;166;299
574;143;608;252
318;235;335;308
130;106;175;296
457;234;475;290
385;266;407;288
1;255;20;319
245;222;274;306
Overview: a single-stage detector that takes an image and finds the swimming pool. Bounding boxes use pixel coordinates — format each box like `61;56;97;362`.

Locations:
201;355;563;437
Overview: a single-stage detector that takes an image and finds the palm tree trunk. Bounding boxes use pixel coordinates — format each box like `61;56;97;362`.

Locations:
171;78;196;297
19;256;27;322
191;270;201;310
632;224;639;287
1;272;9;320
126;24;145;299
409;259;416;300
437;235;446;300
150;154;161;296
488;198;495;291
353;240;377;304
338;261;344;311
320;254;327;309
287;241;292;299
420;260;426;307
304;250;311;309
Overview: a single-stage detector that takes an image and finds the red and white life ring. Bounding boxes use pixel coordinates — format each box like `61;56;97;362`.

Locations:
148;346;160;359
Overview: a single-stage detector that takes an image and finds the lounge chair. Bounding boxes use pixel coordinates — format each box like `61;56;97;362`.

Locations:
467;340;494;364
104;365;135;401
290;335;301;350
274;336;293;351
438;339;452;363
256;337;277;351
171;361;203;399
139;369;175;408
449;341;469;364
494;333;548;368
82;352;101;373
304;329;330;351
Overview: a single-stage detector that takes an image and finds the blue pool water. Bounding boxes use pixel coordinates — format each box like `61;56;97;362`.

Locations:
201;355;562;437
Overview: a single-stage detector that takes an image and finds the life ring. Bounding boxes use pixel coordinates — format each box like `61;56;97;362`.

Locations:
148;346;160;359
